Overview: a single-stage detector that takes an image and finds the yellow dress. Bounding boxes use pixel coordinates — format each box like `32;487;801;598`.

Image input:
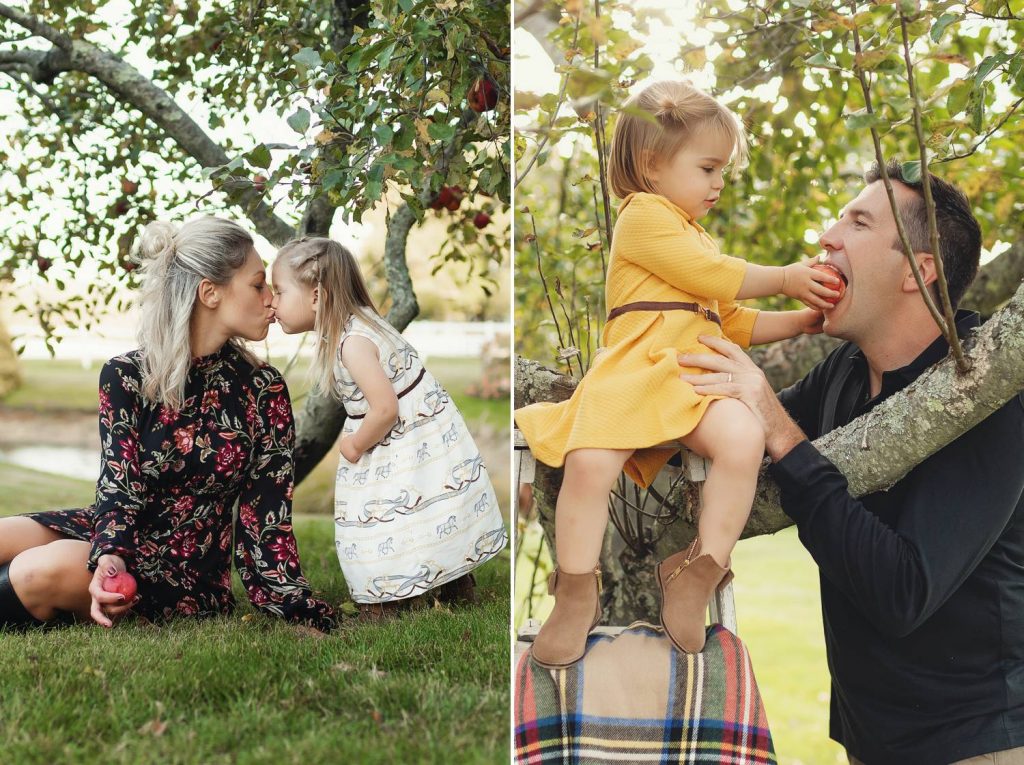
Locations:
515;192;760;488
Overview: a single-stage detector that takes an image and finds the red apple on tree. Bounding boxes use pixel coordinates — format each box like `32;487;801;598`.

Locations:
102;571;138;601
121;178;139;195
35;257;52;274
468;77;499;112
473;212;491;229
253;174;267;193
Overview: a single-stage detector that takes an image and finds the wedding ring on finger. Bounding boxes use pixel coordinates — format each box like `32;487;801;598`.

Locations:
727;373;733;383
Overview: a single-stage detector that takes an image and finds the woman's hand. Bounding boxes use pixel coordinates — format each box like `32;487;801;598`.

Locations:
87;554;136;628
339;436;364;464
782;262;842;311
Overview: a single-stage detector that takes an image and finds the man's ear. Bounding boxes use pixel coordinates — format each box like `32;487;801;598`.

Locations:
196;278;220;309
903;252;937;293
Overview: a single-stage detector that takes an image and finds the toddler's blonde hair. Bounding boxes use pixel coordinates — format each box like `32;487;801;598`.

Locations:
274;237;379;399
608;80;748;199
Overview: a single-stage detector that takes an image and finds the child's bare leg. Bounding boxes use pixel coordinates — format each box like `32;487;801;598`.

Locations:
658;398;765;653
680;398;766;566
532;447;631;668
555;447;633;572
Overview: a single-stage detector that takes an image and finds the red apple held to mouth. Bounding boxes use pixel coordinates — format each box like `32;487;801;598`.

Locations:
811;263;847;305
473;211;491;229
103;571;138;601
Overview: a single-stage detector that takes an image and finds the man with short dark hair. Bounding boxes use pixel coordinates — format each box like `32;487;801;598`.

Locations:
679;163;1024;764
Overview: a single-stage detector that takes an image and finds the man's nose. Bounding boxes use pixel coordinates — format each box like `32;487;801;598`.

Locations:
819;223;840;252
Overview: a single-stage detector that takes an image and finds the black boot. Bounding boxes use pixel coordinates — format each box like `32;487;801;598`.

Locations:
0;562;43;631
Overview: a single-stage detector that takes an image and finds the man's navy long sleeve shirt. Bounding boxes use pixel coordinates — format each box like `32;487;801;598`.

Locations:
770;312;1024;765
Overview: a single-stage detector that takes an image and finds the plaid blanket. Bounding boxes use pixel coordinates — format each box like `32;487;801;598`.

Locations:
515;623;776;764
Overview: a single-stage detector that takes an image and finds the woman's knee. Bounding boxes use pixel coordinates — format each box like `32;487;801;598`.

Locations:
9;540;91;618
0;517;64;564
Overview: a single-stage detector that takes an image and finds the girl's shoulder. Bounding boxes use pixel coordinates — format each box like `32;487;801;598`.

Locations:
617;193;696;230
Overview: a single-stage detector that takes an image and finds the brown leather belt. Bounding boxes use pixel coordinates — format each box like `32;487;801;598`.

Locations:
607;301;722;327
347;367;426;420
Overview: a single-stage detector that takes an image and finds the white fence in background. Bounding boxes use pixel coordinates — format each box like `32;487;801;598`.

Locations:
9;316;508;365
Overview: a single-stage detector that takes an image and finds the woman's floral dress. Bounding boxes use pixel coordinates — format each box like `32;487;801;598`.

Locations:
26;343;335;632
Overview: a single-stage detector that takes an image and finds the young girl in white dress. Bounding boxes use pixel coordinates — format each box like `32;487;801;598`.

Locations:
270;237;507;616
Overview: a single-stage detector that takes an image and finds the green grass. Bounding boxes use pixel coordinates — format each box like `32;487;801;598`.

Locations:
516;522;845;765
0;464;511;765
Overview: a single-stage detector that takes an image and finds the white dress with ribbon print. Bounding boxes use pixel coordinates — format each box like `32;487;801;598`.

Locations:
333;312;508;603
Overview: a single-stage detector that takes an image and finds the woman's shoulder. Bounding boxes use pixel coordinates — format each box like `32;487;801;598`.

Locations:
100;350;144;381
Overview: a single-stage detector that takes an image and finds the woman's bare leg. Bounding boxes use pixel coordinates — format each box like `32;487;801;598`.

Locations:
0;517;66;565
7;539;93;621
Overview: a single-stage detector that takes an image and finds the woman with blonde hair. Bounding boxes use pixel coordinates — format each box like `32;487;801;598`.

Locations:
0;216;335;632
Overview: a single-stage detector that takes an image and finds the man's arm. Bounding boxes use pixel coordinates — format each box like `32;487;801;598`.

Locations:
771;397;1024;636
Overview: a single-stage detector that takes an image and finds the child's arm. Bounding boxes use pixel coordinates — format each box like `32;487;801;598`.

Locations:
737;262;841;311
750;308;824;345
339;336;399;463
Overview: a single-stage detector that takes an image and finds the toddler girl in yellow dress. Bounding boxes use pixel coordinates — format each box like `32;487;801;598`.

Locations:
515;80;842;667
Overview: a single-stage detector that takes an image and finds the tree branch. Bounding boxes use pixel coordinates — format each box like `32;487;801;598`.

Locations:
0;9;296;245
0;4;71;49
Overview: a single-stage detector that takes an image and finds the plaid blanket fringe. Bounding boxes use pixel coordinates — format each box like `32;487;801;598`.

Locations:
515;623;777;764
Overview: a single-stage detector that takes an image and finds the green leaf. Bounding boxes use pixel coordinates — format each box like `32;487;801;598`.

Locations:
845;110;884;131
398;0;414;11
930;13;959;43
975;53;1010;84
287;108;311;134
946;80;972;116
374;124;394;145
248;144;272;169
293;48;322;69
901;161;921;183
427;121;456;142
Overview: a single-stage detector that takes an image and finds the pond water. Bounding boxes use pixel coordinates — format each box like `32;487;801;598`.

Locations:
0;445;98;482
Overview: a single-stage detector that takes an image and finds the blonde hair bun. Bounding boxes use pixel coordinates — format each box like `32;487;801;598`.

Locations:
136;220;178;268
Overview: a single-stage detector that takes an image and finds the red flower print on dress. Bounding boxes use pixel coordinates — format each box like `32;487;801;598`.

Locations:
159;406;177;425
173;495;195;515
215;442;246;475
177;596;199;616
201;389;220;412
238;502;257;530
98;389;111;413
173;425;196;455
267;395;291;432
120;440;137;463
267;535;299;568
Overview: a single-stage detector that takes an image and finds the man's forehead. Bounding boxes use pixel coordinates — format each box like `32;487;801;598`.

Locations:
841;180;900;220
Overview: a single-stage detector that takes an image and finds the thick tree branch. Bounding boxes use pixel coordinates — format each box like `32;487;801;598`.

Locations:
961;240;1024;317
0;8;296;245
0;4;70;49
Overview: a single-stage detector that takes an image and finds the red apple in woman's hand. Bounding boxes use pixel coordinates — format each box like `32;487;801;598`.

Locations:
103;572;138;601
811;263;847;305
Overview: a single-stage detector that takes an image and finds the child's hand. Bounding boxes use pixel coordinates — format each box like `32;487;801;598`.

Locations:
782;262;842;310
796;308;825;335
339;437;364;464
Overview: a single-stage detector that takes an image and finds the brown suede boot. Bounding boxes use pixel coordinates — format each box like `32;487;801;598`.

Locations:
657;538;733;654
530;568;602;669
